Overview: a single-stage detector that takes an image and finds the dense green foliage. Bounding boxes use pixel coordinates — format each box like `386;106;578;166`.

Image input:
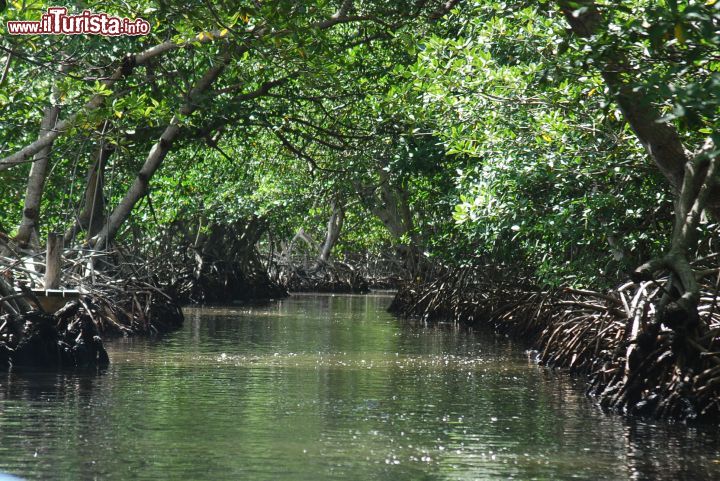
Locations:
1;0;719;289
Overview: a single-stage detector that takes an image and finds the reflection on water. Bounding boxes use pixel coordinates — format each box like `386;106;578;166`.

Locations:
0;293;718;480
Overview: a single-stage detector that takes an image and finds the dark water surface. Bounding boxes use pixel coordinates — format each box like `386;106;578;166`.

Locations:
0;293;719;480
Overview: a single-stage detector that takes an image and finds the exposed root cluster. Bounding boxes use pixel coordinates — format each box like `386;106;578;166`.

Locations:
390;267;720;421
0;247;184;369
0;284;183;369
133;218;288;304
171;259;288;304
280;262;369;293
59;285;184;337
0;306;109;369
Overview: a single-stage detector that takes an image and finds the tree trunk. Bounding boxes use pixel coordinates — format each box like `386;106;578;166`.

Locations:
362;162;421;276
633;143;718;332
15;61;70;249
318;201;345;263
64;139;113;244
556;0;720;218
285;228;319;264
43;233;63;289
14;105;59;249
92;59;228;249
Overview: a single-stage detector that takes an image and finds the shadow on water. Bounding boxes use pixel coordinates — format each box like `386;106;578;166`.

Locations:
0;368;106;403
0;293;717;480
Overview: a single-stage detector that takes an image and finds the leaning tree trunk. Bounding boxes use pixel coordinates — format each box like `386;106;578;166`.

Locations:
318;200;345;264
15;63;69;248
90;49;288;251
92;58;229;250
14;107;57;249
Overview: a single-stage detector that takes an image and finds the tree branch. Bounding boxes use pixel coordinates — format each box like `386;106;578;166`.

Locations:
0;30;231;171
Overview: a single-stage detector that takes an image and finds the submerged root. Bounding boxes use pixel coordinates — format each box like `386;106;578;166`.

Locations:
390;267;720;422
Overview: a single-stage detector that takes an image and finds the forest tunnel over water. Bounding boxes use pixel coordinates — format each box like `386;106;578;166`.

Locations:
1;0;720;478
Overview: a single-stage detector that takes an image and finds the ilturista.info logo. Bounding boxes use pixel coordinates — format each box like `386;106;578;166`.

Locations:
6;7;150;36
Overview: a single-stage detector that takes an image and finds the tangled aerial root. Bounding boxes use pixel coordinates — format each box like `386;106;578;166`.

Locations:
280;263;369;294
0;280;183;369
390;268;720;422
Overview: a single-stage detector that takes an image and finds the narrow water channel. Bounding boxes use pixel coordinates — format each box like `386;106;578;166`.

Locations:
0;293;718;480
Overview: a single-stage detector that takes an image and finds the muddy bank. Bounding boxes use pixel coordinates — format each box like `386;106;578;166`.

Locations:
390;268;720;422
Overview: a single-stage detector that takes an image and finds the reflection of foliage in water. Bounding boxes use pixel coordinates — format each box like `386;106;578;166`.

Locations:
0;295;718;480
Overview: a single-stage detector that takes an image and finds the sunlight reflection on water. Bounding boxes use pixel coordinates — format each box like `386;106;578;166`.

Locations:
0;294;718;481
